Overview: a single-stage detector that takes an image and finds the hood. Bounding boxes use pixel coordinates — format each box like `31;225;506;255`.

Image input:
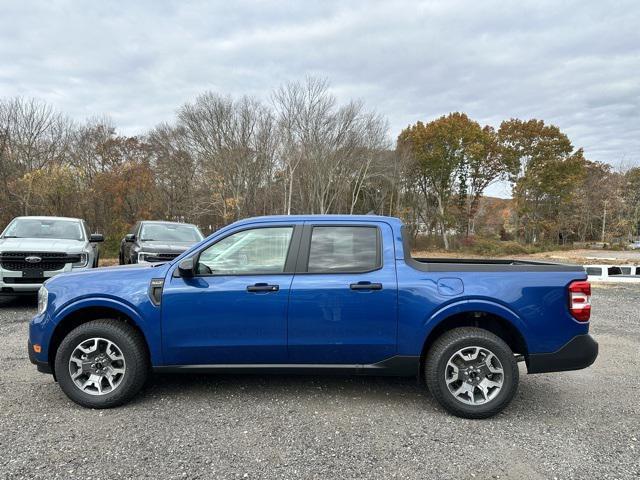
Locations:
137;241;194;253
42;261;173;310
0;237;87;253
44;261;168;287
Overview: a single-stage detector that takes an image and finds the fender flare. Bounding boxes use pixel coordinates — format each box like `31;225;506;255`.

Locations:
54;296;147;329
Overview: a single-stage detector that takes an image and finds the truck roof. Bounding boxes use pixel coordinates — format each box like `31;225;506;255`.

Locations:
11;216;83;222
140;220;198;226
231;214;403;227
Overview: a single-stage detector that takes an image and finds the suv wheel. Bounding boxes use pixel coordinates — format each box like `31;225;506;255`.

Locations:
425;327;519;419
55;319;149;408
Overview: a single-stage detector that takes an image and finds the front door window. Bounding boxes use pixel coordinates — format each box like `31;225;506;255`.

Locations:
197;227;293;275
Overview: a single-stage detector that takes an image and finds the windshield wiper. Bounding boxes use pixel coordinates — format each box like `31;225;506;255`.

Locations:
141;238;154;242
2;235;20;238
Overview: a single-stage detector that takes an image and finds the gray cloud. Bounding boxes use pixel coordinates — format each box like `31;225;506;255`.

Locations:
1;0;638;176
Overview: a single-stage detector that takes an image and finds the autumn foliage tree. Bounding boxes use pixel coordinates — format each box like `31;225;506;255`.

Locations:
398;113;515;249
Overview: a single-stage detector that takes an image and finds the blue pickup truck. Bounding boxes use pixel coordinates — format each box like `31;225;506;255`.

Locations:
28;215;598;418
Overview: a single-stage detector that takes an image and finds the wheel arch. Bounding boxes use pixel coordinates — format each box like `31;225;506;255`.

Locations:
419;301;529;374
48;301;151;376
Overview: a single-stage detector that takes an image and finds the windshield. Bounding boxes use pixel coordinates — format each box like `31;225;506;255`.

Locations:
2;218;84;241
140;223;203;243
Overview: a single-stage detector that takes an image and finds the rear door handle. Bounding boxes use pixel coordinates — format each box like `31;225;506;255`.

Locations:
247;283;279;293
350;282;383;291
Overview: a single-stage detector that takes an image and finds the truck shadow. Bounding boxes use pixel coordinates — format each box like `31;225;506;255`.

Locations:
139;370;566;419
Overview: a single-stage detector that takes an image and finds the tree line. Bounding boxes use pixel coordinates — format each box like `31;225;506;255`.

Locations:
1;77;638;254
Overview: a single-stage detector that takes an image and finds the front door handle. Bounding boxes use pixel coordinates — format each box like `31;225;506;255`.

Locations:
247;283;279;293
350;281;383;291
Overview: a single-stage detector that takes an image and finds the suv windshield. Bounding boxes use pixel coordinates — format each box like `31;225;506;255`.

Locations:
140;223;203;243
2;218;84;241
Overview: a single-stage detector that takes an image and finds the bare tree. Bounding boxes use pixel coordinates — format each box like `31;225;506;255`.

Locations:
147;123;200;221
273;77;389;215
177;93;277;223
0;98;73;215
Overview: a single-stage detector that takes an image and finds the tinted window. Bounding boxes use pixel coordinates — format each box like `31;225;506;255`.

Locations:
198;227;293;275
307;226;379;273
585;267;602;275
140;223;203;242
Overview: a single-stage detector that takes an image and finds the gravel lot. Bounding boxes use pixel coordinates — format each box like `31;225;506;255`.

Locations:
1;286;638;479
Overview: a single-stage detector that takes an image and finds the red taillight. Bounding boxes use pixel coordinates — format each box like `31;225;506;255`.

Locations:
569;280;591;322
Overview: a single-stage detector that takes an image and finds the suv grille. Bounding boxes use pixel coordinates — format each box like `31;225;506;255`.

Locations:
146;253;180;262
2;277;47;284
0;252;81;271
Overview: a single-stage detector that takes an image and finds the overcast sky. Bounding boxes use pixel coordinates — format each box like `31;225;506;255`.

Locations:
1;0;638;195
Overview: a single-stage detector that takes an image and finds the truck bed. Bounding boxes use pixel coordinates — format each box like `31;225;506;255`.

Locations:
408;256;586;272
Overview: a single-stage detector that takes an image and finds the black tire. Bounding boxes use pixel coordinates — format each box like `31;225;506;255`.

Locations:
118;250;124;265
93;252;100;268
54;319;149;408
424;327;519;419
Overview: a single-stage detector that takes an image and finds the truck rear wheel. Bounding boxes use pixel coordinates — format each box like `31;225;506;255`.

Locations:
425;327;519;419
54;319;149;408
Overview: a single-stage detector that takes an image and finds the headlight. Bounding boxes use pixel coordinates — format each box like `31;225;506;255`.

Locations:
37;286;48;315
138;252;150;263
72;253;88;268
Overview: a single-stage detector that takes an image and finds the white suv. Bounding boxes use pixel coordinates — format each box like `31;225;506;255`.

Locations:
0;216;103;295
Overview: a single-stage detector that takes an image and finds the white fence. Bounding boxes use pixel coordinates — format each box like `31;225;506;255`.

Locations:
585;264;640;283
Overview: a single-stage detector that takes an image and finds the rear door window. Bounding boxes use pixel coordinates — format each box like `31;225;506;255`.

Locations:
307;226;380;273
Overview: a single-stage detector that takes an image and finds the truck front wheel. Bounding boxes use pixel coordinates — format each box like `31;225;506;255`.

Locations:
425;327;519;419
54;319;149;408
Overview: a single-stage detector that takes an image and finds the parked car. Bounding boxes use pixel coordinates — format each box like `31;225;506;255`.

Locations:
628;241;640;250
119;221;204;265
29;215;597;418
0;216;103;295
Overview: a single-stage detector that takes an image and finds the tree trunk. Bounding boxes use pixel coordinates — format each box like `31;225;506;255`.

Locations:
436;195;449;250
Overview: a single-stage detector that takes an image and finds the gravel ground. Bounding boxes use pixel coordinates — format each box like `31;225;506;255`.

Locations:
0;286;638;479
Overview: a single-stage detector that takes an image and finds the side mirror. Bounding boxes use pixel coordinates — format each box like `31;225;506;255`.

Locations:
178;258;195;278
125;234;136;243
90;233;104;243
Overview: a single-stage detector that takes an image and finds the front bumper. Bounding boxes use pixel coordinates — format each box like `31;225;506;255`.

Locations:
27;339;52;374
0;263;90;294
1;268;61;294
527;334;598;374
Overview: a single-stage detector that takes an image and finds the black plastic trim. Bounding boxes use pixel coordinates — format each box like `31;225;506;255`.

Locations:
153;355;420;377
36;363;53;374
148;278;165;306
246;284;279;293
526;334;598;374
350;282;383;291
